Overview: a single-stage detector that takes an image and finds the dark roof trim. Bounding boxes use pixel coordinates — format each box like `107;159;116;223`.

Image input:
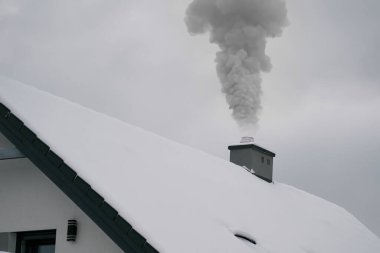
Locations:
0;102;159;253
228;144;276;157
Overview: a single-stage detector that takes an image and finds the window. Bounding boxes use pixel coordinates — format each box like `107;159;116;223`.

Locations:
267;159;270;165
261;156;264;163
16;230;56;253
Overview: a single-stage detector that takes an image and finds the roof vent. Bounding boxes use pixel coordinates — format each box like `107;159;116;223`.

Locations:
235;233;256;245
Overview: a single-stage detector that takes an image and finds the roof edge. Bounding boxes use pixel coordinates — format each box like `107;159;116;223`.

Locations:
0;102;159;253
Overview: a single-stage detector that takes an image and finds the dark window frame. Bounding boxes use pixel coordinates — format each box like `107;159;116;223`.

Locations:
16;229;56;253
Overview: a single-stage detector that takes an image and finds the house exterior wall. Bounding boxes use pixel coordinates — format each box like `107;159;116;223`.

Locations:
0;158;123;253
0;131;13;149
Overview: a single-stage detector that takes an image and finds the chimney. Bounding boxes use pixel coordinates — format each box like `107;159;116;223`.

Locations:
228;137;276;183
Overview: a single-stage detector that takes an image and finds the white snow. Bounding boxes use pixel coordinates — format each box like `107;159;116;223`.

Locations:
1;76;379;253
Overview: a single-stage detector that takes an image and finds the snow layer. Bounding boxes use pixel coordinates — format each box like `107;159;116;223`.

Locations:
1;76;379;253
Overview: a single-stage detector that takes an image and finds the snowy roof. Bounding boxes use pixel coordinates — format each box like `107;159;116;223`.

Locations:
1;76;379;253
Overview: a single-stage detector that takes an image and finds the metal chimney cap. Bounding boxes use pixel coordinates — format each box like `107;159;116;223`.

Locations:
240;136;254;143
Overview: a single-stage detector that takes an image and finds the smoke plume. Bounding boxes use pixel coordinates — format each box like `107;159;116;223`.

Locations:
185;0;288;129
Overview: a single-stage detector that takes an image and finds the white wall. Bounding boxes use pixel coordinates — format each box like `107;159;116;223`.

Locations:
0;132;13;149
0;157;123;253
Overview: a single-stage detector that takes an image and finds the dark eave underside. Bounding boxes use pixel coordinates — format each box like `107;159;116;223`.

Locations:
0;147;25;160
0;102;158;253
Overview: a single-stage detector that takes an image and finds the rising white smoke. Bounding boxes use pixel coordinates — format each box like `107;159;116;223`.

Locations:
185;0;288;130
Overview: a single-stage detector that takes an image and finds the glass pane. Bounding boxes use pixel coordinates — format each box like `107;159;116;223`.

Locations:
37;244;55;253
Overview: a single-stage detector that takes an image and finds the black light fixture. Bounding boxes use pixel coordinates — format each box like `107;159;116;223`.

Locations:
67;220;77;242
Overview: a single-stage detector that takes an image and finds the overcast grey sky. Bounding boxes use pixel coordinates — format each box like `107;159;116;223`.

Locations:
0;0;379;236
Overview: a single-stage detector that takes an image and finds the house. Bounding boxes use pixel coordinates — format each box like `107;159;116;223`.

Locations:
0;76;380;253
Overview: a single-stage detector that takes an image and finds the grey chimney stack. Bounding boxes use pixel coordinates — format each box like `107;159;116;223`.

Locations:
228;137;275;183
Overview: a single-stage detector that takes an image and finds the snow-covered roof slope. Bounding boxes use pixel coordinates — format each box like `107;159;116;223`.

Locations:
1;76;379;253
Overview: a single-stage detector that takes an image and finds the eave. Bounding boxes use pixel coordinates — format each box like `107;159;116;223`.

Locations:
0;102;158;253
